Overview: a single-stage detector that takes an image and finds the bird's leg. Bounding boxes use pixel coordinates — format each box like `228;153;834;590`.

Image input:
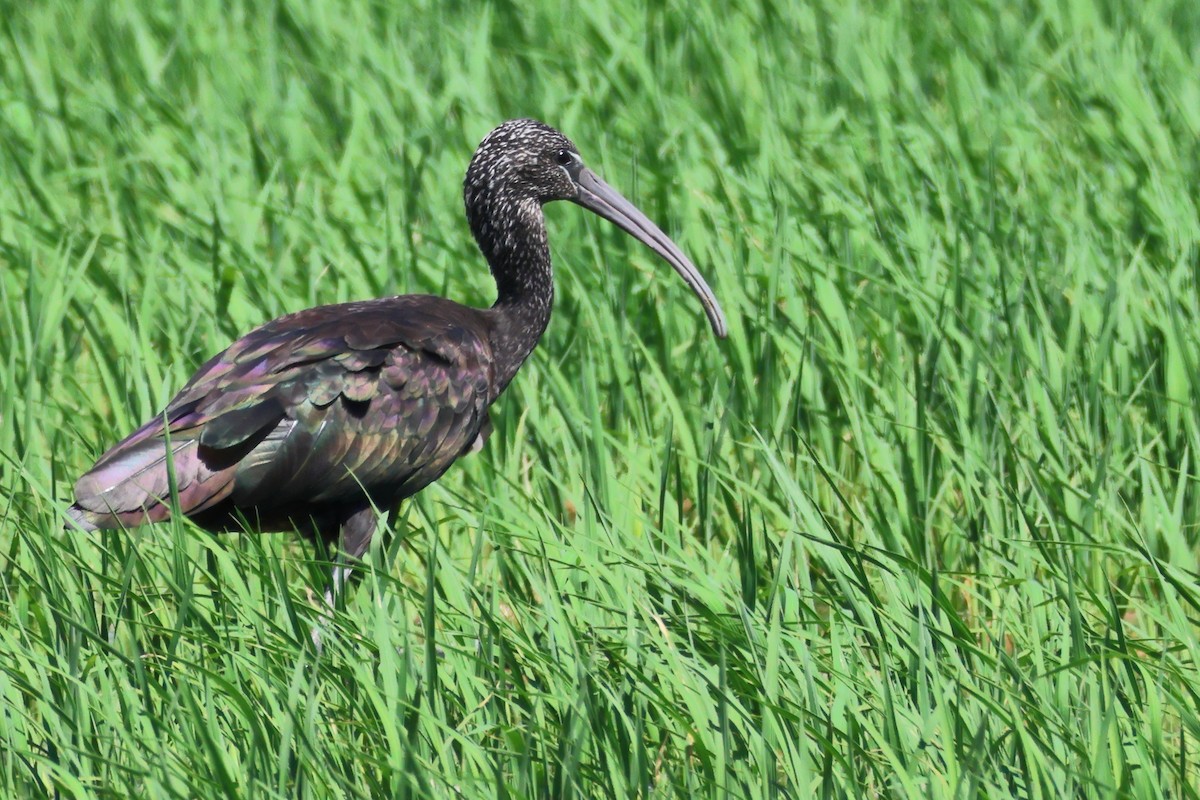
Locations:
339;504;383;562
311;504;380;652
328;503;382;601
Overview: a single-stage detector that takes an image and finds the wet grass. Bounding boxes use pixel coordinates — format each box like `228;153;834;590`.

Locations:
2;0;1199;796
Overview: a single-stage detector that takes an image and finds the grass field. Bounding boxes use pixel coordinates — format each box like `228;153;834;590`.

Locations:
2;0;1199;796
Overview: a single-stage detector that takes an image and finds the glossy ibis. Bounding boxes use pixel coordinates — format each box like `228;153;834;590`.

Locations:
68;119;727;574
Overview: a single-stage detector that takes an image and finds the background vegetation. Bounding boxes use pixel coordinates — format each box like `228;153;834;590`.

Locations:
2;0;1199;796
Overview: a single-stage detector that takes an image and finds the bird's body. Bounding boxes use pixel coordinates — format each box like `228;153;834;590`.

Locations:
68;119;727;561
70;296;497;557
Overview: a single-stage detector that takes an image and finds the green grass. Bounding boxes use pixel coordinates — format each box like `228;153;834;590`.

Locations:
2;0;1199;796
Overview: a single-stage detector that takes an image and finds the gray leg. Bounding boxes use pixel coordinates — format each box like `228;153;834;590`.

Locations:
328;503;381;600
311;505;381;652
339;504;381;562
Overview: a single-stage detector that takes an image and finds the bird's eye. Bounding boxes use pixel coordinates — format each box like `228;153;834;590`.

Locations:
554;149;574;167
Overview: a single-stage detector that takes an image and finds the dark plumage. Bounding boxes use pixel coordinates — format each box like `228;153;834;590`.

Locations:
68;119;727;565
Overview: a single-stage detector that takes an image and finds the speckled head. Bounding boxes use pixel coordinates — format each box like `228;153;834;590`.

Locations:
463;119;728;338
465;119;582;206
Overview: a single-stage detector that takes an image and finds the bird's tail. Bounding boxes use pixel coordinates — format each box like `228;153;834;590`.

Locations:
68;435;235;531
64;503;100;531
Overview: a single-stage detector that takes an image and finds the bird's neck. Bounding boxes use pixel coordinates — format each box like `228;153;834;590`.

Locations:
475;197;555;397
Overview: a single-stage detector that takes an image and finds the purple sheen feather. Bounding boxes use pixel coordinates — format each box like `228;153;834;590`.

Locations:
308;379;341;407
73;434;238;521
341;371;378;402
344;324;407;352
335;349;389;371
229;419;299;497
86;416;166;470
182;471;237;515
400;376;430;403
230;337;286;363
201;380;276;416
73;438;191;512
277;337;351;371
197;400;283;450
235;359;273;382
413;403;439;440
381;363;409;390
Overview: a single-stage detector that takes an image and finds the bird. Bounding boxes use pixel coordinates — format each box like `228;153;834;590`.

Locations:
67;119;728;580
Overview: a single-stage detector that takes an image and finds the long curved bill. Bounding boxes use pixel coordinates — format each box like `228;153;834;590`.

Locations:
572;168;728;338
